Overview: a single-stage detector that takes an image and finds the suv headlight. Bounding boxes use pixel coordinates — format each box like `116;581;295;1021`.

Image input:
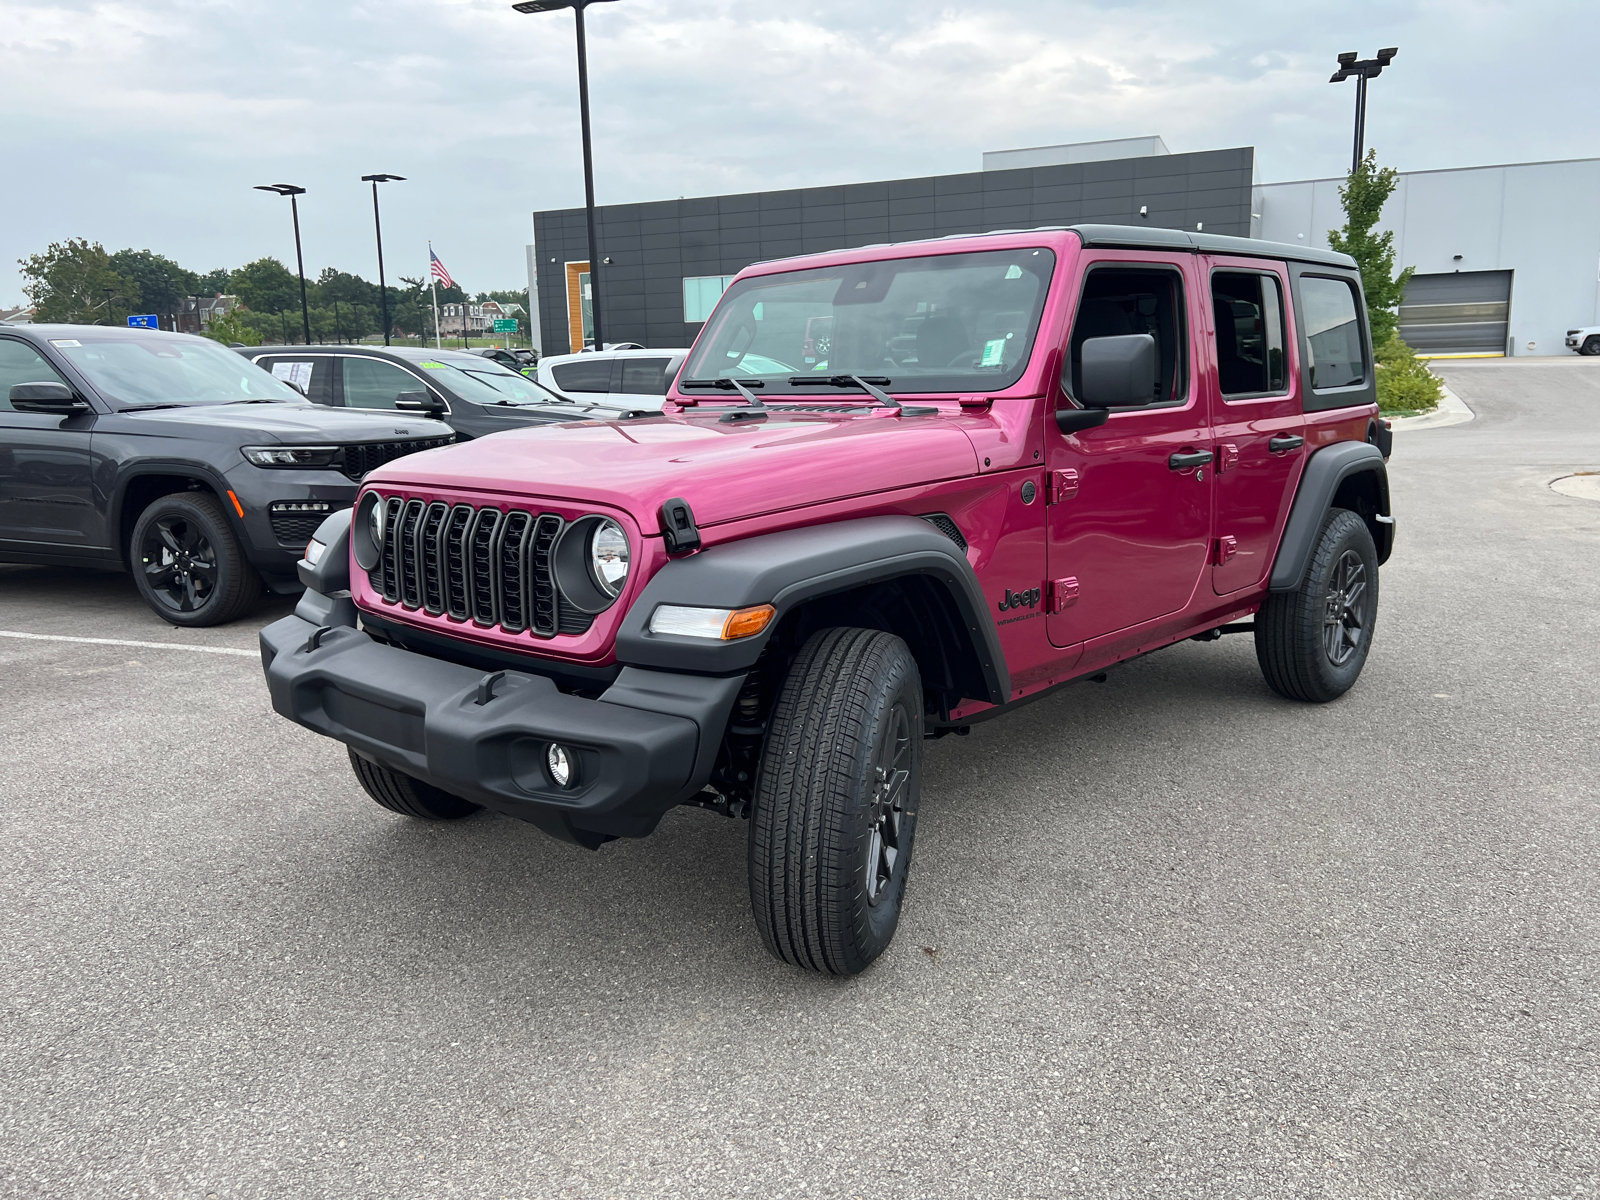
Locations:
242;445;340;468
552;515;631;614
590;518;630;598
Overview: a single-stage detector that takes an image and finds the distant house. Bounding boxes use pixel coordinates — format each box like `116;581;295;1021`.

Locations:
0;305;35;324
440;300;524;337
177;294;237;334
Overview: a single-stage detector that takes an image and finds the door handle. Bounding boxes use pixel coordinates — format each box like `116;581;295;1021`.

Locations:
1168;449;1214;471
1268;435;1305;453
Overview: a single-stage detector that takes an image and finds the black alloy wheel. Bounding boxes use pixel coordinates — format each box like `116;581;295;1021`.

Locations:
1322;550;1371;668
129;492;260;627
1584;336;1600;357
1255;507;1380;703
866;702;914;907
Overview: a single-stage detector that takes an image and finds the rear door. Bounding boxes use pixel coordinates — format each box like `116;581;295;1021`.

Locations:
0;336;102;550
251;353;335;404
1046;253;1213;648
1205;258;1306;595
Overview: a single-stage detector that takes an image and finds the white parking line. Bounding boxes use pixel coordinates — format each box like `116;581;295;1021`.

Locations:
0;630;257;658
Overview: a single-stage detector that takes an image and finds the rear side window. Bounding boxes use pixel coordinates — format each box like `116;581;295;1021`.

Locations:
551;359;613;393
618;357;671;395
1300;277;1366;390
0;339;70;411
256;356;332;404
1067;266;1188;407
1211;271;1288;398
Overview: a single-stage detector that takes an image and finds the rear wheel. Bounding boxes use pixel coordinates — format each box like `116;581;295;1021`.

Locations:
129;491;261;627
347;748;481;820
1255;508;1379;703
748;627;923;976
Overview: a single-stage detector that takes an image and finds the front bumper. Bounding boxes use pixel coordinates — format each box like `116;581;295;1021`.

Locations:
260;612;743;844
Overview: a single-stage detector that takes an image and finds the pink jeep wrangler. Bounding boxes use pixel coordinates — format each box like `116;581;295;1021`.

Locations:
262;225;1394;975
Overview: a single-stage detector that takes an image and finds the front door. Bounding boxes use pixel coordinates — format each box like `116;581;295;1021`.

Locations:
1046;256;1213;649
1205;259;1306;594
0;336;101;550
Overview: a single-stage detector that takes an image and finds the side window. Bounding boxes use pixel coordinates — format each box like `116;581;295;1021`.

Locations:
0;339;70;412
1300;276;1367;390
619;357;671;395
256;356;331;404
1067;266;1187;406
551;359;614;393
1211;271;1288;398
343;357;426;409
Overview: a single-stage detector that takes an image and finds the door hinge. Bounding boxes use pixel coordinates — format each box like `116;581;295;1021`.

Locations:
1218;443;1239;474
1213;535;1238;566
1048;576;1080;612
1049;468;1079;504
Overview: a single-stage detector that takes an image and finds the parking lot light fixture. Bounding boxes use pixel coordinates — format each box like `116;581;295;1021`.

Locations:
511;0;618;351
254;184;313;344
361;174;406;346
1329;48;1398;175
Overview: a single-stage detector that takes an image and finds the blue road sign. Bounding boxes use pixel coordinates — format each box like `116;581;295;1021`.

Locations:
127;314;159;329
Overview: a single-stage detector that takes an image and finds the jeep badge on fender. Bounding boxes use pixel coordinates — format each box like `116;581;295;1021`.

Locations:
259;224;1394;978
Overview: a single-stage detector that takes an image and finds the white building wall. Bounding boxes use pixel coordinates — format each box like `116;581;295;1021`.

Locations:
1253;158;1600;356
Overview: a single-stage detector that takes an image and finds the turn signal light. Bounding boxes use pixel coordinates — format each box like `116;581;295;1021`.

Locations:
722;604;776;640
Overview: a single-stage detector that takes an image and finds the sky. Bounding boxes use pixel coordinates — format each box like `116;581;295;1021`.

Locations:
2;0;1592;306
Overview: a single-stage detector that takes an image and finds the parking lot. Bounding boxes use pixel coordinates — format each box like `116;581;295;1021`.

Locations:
2;360;1597;1199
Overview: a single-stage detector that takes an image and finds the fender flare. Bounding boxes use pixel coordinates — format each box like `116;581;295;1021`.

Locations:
108;459;244;564
614;515;1010;705
1269;441;1392;593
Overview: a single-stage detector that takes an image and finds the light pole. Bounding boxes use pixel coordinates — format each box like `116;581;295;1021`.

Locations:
1329;48;1397;175
254;183;313;344
512;0;617;351
361;173;405;345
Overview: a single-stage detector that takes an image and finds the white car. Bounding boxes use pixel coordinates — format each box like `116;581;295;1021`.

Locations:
1566;327;1600;355
535;347;690;410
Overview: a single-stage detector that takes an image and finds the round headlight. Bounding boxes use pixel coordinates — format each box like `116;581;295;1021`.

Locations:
589;518;630;597
353;491;385;571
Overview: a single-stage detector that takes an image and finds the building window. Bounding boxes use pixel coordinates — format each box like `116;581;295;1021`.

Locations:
683;275;738;323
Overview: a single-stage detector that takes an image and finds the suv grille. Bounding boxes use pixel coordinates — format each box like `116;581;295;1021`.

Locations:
369;498;593;639
341;437;454;482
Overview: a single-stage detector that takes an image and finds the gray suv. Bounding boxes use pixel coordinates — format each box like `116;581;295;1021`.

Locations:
0;325;454;626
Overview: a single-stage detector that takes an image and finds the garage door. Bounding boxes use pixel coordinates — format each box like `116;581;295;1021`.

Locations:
1397;270;1512;354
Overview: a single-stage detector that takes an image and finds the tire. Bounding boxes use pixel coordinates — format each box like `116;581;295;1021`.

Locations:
129;491;261;627
749;627;924;976
347;748;481;820
1583;336;1600;356
1255;508;1379;703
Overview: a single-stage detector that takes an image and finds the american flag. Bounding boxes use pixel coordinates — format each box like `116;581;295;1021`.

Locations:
429;245;455;289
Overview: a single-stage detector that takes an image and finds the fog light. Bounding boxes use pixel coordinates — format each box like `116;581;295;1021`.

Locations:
546;743;574;788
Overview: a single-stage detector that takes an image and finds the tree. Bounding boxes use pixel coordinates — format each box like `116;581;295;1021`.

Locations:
108;248;198;320
228;257;301;315
196;268;232;296
201;308;261;347
1328;149;1412;347
19;239;141;325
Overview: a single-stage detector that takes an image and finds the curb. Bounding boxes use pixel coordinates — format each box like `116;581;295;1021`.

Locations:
1388;374;1474;432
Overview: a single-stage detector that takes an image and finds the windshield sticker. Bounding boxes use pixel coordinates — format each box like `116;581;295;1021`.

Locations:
981;338;1008;366
420;362;448;370
270;361;314;392
1005;265;1024;279
50;339;82;347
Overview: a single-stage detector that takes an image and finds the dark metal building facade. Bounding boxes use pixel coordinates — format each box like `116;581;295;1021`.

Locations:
532;146;1255;353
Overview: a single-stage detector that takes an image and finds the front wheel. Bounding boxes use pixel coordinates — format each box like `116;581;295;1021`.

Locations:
748;627;923;976
129;491;261;627
347;749;481;820
1255;508;1379;703
1582;336;1600;357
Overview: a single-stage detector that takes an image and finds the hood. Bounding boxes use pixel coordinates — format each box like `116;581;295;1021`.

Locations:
367;410;981;529
114;402;454;444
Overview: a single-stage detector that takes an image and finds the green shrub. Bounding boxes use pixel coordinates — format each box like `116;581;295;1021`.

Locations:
1375;334;1441;414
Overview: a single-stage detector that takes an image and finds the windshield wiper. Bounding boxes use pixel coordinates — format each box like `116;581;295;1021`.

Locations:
787;375;899;409
225;398;289;405
122;403;190;411
680;377;769;421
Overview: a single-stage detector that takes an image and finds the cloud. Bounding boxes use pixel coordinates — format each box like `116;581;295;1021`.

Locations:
2;0;1594;302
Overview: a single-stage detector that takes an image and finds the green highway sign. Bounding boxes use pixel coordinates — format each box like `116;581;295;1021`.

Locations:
492;319;518;332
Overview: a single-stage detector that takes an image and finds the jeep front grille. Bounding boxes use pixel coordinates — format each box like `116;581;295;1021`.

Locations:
370;498;593;639
341;437;454;482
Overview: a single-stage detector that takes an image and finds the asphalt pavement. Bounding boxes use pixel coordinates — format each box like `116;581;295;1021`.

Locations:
3;361;1598;1199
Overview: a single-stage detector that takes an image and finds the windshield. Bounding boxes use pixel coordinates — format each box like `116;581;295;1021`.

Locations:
680;248;1056;394
49;335;304;407
415;356;567;406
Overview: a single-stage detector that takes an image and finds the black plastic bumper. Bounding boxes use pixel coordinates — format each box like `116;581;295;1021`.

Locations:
260;613;743;844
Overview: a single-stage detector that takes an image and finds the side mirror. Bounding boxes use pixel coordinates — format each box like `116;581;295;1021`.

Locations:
1079;333;1157;408
10;381;89;415
394;390;446;414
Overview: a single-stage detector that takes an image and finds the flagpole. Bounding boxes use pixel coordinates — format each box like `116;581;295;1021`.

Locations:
429;243;442;349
